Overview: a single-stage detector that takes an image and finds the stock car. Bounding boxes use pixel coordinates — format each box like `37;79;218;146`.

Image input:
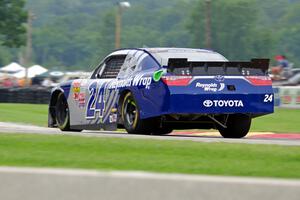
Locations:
48;48;274;138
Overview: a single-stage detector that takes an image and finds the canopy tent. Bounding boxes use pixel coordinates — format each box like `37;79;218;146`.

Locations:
0;62;25;73
13;65;48;78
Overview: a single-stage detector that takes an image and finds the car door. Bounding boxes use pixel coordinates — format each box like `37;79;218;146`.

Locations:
84;55;127;130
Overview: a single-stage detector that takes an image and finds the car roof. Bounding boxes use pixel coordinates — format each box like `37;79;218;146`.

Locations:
108;48;228;66
109;48;214;54
142;47;213;54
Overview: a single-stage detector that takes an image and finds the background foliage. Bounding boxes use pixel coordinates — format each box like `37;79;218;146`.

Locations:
0;0;300;70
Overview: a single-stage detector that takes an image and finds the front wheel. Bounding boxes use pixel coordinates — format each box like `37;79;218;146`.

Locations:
55;93;71;131
121;92;154;134
217;114;251;138
55;93;82;132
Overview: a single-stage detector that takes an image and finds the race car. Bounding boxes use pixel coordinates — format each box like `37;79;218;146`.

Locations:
48;48;274;138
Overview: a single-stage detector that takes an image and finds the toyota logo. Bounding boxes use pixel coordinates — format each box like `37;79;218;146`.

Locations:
215;75;225;82
203;100;213;107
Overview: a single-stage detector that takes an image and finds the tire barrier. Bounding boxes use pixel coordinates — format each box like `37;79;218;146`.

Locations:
0;87;51;104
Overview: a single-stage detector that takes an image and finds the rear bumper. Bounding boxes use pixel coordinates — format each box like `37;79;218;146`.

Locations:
137;79;274;119
167;93;274;114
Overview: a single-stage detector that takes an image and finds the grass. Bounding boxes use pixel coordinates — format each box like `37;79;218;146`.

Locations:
0;103;48;127
0;103;299;133
0;133;299;179
250;108;300;133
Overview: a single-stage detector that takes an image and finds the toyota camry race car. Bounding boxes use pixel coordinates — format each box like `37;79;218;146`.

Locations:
48;48;274;138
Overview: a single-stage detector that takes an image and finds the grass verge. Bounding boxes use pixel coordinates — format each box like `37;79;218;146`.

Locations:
251;108;300;133
0;103;48;127
0;133;299;179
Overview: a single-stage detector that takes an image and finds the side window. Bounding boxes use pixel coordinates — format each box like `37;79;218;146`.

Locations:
91;62;105;79
118;50;141;79
101;55;126;79
136;54;160;71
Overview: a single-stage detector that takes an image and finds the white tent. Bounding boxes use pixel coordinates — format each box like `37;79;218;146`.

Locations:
13;65;48;78
0;62;25;73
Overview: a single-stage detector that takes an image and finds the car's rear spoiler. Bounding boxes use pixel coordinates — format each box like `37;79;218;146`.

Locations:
167;58;270;73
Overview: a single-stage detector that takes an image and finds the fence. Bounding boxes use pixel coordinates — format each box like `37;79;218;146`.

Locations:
274;86;300;108
0;87;51;104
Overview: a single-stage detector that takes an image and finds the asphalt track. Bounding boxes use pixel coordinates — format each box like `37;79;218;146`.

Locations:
0;122;300;146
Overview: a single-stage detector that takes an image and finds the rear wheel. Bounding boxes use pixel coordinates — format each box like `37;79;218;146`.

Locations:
152;126;173;135
121;92;154;134
217;114;251;138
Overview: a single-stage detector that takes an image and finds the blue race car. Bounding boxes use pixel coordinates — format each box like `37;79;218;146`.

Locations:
48;48;274;138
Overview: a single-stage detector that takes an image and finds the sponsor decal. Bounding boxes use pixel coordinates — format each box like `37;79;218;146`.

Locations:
72;81;86;108
203;100;244;108
196;82;225;92
108;74;152;90
73;81;81;92
72;81;81;100
109;114;118;123
78;93;86;108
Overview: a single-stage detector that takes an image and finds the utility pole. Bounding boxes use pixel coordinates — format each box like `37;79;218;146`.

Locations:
115;6;121;49
115;2;131;49
24;11;34;86
205;0;212;49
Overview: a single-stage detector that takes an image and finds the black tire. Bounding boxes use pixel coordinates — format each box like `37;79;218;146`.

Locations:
55;93;71;131
152;126;173;135
217;114;251;138
55;93;82;132
121;92;154;134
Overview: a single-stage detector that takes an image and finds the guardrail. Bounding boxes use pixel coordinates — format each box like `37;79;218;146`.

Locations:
0;167;300;200
0;87;51;104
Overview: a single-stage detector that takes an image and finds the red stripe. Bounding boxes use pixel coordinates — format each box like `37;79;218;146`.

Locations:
249;134;300;140
246;76;272;86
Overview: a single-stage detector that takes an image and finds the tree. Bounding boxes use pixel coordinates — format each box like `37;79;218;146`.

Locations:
187;0;274;60
0;0;27;47
274;2;300;66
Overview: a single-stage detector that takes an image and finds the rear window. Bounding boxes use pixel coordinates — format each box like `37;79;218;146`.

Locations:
150;48;228;66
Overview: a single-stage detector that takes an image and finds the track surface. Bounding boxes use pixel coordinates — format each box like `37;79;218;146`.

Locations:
0;122;300;146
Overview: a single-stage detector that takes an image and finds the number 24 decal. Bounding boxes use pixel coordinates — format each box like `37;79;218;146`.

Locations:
86;82;106;119
264;94;273;103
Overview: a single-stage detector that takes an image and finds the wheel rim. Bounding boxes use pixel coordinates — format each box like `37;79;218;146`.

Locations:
57;97;69;125
124;98;137;126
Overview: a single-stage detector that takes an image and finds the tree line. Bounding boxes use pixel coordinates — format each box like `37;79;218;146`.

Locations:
0;0;300;70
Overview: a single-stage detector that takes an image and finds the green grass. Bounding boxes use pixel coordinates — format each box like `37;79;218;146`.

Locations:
0;103;299;133
0;103;48;127
0;133;299;179
251;108;300;133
